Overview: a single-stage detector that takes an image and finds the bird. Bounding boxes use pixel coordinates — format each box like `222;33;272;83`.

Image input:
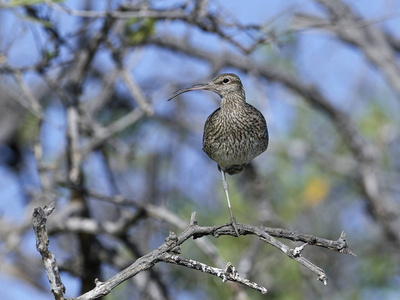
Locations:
167;73;269;236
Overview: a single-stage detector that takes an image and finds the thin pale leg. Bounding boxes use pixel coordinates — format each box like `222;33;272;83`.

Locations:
221;170;240;236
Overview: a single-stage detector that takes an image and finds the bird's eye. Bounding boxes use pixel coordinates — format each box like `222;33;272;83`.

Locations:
222;78;230;84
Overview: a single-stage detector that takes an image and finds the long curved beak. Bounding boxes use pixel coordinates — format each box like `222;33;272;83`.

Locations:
167;83;211;101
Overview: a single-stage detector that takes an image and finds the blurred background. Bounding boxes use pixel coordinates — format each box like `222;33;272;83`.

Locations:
0;0;400;299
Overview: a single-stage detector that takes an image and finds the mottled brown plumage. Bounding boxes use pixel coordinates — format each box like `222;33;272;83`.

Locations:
167;73;269;236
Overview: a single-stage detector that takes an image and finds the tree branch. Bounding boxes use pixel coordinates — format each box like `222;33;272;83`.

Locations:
160;254;268;294
32;203;65;300
32;203;353;299
293;0;400;100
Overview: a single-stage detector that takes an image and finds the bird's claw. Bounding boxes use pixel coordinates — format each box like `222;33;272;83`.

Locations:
230;218;240;237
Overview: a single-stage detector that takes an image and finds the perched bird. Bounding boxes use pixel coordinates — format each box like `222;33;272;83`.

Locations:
167;73;269;236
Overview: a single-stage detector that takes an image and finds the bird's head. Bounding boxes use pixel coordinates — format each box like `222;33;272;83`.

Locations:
167;73;244;101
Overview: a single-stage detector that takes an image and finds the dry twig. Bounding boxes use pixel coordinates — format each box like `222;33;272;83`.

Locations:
32;203;65;300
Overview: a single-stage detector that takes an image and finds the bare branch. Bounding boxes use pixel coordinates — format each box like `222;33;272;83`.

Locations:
160;255;268;294
66;106;81;183
293;0;400;100
13;71;43;116
51;209;352;300
32;203;65;300
80;109;144;158
32;202;352;299
117;65;154;116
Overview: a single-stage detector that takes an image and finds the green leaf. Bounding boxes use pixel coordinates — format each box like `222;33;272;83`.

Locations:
124;17;156;44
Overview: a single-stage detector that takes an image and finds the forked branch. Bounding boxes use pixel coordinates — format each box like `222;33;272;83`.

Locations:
32;204;354;300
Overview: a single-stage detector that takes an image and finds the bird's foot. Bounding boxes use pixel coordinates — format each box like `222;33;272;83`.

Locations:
214;219;240;236
230;217;240;237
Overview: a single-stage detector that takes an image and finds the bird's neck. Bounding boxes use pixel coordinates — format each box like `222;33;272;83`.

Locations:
220;90;246;111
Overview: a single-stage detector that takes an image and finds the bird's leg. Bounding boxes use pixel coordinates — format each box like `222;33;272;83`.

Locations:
221;170;240;236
